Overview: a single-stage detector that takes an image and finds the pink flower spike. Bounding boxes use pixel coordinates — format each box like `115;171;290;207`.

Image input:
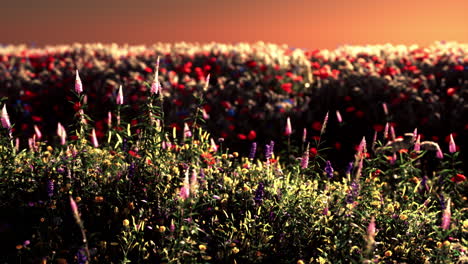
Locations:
367;216;376;240
335;110;342;123
179;169;190;200
302;128;307;143
436;143;444;159
116;85;124;105
285;117;292;136
75;70;83;94
320;112;329;135
210;138;218;152
184;123;192;138
1;105;11;130
390;125;396;140
413;128;418;140
383;122;389;139
449;133;456;153
150;56;160;94
441;198;451;230
15;138;20;152
301;143;310;169
91;128;99;148
382;102;388;116
107;111;112;128
34;125;42;140
414;135;421;152
203;74;210;92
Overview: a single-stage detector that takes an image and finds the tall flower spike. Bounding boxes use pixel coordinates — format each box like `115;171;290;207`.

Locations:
383;122;389;139
91;128;99;148
366;216;376;253
183;123;192;139
179;169;190;200
336;110;342;123
107;111;112;128
449;133;456;153
320;111;329;135
34;125;42;140
441;198;451;230
116;85;124;105
414;135;421;152
285;117;292;136
203;74;210;92
1;105;11;130
302;128;307;143
75;70;83;94
150;56;160;94
301;143;310;169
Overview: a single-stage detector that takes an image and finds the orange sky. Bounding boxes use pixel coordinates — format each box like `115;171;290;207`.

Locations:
1;0;467;49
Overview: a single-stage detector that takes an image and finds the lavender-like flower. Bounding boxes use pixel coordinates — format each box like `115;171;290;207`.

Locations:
345;179;360;204
345;162;354;175
34;125;42;140
1;105;11;130
449;133;456;153
254;182;265;205
91;129;99;148
414;135;421;152
150;56;160;94
301;144;310;169
285;117;292;136
265;141;274;161
325;160;334;178
75;70;83;94
441;198;451;230
302;128;307;143
249;142;257;159
47;179;54;198
116;85;124;105
336;110;342;123
320;111;329;135
128;162;135;178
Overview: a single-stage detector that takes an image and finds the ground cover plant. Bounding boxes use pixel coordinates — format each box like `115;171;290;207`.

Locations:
0;64;467;263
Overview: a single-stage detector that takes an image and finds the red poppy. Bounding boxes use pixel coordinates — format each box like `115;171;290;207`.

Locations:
128;150;141;158
247;130;256;140
447;88;457;96
237;133;247;140
311;121;322;131
281;83;293;93
309;147;318;157
451;174;466;183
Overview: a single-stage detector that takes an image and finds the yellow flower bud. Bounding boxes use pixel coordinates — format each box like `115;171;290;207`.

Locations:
384;250;392;257
232;247;239;254
122;219;130;227
399;214;408;221
159;226;166;232
297;260;305;264
443;241;451;247
199;244;207;251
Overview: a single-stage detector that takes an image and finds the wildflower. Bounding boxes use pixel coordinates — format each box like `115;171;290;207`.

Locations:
199;244;207;251
436;144;444;159
203;74;210;92
297;260;305;264
232;247;240;254
443;240;451;247
249;142;257;159
75;70;83;94
1;105;11;130
47;179;54;198
123;219;130;227
70;196;81;224
441;198;451;230
116;85;124;105
383;122;389;139
302;128;307;143
336;110;342;123
150;56;160;94
301;143;309;169
34;125;42;140
179;169;190;200
399;214;408;221
285;117;292;136
449;133;456;153
451;173;466;183
325;160;334;178
345;161;353;175
90;128;99;147
159;226;166;232
384;250;392;257
254;182;265;205
320;111;329;135
414;135;421;152
190;168;199;196
183;123;192;139
382;102;388;116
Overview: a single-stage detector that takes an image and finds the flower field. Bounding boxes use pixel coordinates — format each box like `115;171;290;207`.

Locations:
0;42;467;263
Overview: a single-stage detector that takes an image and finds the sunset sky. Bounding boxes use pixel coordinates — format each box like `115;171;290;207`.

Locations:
1;0;467;49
